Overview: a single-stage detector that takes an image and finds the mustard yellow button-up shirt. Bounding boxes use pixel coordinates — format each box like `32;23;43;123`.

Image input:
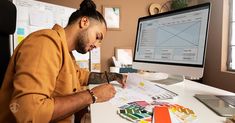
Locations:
0;24;90;123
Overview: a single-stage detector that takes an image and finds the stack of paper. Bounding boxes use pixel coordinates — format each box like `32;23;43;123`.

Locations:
109;73;177;107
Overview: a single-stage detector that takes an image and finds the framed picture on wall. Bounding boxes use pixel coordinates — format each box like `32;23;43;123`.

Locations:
102;6;121;30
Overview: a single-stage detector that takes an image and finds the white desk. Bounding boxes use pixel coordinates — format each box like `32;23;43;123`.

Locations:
90;79;235;123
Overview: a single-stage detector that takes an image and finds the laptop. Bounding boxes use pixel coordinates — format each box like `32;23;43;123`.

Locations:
194;94;235;117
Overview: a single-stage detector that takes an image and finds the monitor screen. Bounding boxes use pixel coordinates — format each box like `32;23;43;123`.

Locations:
133;3;211;79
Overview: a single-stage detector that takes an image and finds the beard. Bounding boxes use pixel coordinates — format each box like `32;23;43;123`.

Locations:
75;29;89;54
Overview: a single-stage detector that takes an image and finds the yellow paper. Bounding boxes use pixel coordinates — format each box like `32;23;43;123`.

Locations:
17;35;24;43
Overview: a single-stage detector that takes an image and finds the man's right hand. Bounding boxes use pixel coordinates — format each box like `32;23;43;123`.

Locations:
90;83;116;103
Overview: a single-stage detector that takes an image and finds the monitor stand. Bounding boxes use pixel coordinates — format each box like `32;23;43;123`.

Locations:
138;72;184;85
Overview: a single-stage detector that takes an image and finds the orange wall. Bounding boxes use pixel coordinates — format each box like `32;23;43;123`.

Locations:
37;0;235;92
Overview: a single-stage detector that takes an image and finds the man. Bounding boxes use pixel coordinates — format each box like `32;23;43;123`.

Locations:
0;0;126;122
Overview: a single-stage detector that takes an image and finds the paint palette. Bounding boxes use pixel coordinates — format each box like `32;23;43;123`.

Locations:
117;101;152;123
117;101;197;123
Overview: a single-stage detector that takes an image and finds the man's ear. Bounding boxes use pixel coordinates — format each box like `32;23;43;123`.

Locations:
79;16;90;29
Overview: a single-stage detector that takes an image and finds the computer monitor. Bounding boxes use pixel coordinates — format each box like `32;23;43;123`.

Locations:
132;3;211;83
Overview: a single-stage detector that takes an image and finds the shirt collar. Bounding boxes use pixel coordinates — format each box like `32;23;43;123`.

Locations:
52;24;66;43
52;24;75;60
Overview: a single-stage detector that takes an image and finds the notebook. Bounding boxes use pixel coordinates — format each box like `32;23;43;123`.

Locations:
194;94;235;117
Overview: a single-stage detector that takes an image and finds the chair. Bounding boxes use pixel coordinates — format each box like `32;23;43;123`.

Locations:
0;0;17;87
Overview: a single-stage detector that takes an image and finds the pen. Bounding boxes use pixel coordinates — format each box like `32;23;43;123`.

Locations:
104;71;110;84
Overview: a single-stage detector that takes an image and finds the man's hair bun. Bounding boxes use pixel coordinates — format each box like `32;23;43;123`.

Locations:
67;0;106;27
80;0;96;12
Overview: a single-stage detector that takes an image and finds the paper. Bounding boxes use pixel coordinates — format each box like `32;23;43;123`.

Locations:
115;48;133;65
13;0;76;50
17;28;25;35
72;50;89;61
153;106;171;123
112;56;121;67
72;50;90;69
117;99;197;123
29;8;53;28
109;83;152;107
17;35;24;43
17;6;29;21
117;101;152;122
109;73;177;107
28;26;44;33
118;101;197;123
16;26;27;43
90;47;101;72
152;104;197;123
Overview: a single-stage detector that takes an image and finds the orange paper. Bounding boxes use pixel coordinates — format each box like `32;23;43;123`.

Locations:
153;106;171;123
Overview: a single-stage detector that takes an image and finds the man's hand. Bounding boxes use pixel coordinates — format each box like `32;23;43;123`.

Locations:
91;83;116;103
116;74;127;88
51;83;116;122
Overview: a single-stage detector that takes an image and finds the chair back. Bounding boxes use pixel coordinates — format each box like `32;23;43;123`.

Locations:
0;0;17;87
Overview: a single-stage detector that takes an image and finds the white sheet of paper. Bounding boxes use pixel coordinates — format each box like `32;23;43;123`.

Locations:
109;73;177;107
29;8;53;28
17;6;29;21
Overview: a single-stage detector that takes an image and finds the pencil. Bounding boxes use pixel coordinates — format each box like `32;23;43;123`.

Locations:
104;71;110;84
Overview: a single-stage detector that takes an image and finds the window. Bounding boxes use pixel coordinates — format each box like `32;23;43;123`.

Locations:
228;0;235;70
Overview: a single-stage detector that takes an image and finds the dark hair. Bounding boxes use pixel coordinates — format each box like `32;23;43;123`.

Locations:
68;0;106;27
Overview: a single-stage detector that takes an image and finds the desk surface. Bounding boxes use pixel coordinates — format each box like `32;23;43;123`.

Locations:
90;79;235;123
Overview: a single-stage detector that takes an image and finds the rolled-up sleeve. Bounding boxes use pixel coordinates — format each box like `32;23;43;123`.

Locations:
10;95;54;123
10;31;62;123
